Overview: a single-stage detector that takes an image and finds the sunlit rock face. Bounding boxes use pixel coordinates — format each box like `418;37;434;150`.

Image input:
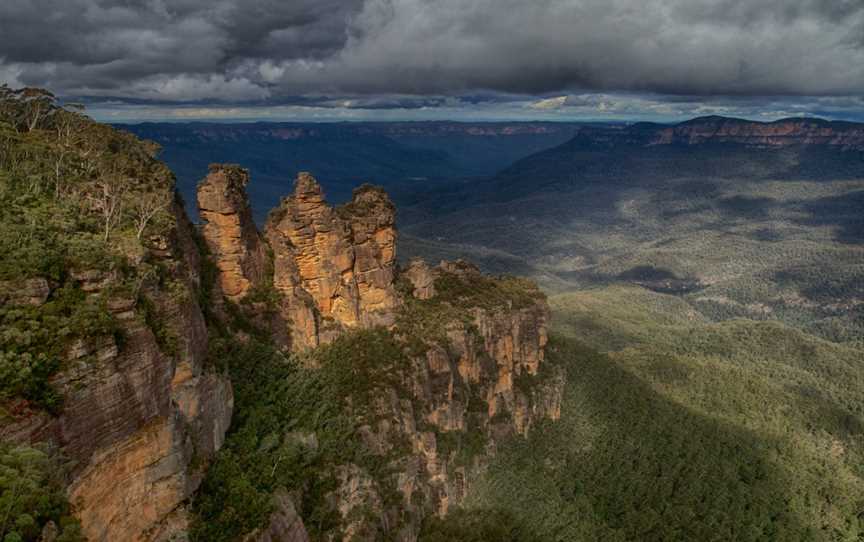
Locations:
264;173;399;339
197;164;269;301
198;169;400;349
1;204;233;542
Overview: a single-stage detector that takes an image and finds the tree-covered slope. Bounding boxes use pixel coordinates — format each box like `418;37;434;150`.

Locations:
0;86;236;542
443;286;864;541
400;119;864;344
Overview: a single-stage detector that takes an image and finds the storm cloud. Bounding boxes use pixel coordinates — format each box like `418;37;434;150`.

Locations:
1;0;863;115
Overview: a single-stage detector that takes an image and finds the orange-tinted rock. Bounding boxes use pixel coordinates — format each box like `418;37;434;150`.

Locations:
3;204;234;542
264;173;399;345
342;184;399;318
197;164;268;301
264;225;321;349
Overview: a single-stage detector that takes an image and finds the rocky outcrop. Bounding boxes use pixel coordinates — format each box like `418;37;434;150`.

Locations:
342;184;399;319
264;174;398;338
0;277;52;305
400;261;560;514
197;170;399;349
1;205;233;542
197;164;269;301
403;259;436;300
333;261;562;538
245;490;310;542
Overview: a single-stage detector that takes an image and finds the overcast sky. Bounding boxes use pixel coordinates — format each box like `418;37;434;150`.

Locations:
2;0;863;122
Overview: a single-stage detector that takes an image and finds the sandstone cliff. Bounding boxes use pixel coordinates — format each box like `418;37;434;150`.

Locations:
1;202;233;542
264;173;398;335
198;168;399;349
191;166;562;540
197;164;269;301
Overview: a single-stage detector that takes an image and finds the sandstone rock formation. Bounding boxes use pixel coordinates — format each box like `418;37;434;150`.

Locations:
198;168;399;349
197;164;269;301
265;174;399;333
1;204;233;542
192;166;562;539
403;259;436;300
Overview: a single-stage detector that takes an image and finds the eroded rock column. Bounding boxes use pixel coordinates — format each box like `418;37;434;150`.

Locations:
197;164;268;301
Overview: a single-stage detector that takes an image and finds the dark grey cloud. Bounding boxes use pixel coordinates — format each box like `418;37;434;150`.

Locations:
1;0;863;106
0;0;362;100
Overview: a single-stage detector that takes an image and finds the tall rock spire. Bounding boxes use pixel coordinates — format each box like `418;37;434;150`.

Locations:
264;173;400;342
196;164;268;301
197;169;400;348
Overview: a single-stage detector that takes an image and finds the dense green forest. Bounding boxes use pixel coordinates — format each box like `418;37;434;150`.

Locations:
191;329;412;541
443;286;864;541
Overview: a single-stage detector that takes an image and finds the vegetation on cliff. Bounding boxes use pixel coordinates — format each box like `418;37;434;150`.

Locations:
192;258;554;540
0;87;213;542
0;443;82;542
191;328;412;541
446;288;864;541
0;86;178;410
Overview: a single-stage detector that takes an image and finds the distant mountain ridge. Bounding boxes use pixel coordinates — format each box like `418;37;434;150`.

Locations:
628;116;864;150
124;120;576;139
478;116;864;202
118;120;584;221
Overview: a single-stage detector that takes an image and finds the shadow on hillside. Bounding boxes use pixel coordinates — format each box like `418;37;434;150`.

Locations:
482;337;828;541
795;190;864;244
717;195;776;219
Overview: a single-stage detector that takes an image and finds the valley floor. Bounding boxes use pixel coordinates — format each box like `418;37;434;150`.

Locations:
441;286;864;541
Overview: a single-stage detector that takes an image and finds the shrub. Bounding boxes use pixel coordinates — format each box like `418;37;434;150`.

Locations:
0;443;83;542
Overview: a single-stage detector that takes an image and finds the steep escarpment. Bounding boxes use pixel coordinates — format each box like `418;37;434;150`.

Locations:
645;116;864;150
191;169;562;541
55;213;233;542
199;168;400;348
0;87;560;542
566;116;864;151
197;164;269;301
0;87;232;542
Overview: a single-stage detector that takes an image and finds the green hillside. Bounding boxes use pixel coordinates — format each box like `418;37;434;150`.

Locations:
439;286;864;541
